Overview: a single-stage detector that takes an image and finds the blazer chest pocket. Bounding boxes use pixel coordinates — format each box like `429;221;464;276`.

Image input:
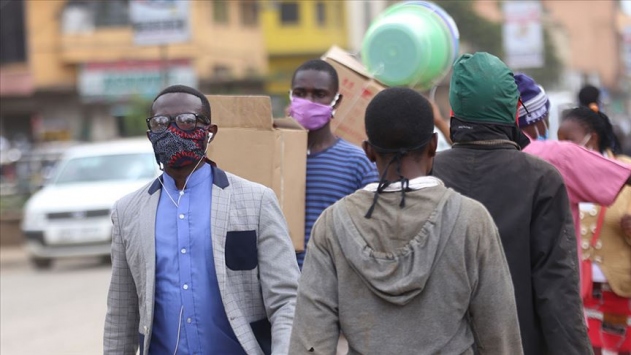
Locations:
225;230;258;270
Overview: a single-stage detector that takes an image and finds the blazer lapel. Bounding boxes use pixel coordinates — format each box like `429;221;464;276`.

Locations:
140;182;160;328
211;180;230;304
211;171;256;352
211;166;231;297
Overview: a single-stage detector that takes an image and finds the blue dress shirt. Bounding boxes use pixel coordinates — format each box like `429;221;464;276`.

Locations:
149;164;245;355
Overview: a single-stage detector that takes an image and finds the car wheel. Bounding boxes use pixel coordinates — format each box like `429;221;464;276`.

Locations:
30;257;53;270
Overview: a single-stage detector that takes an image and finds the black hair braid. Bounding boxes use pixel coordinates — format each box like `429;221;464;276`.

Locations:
578;85;600;107
577;85;622;154
595;110;622;154
562;107;618;154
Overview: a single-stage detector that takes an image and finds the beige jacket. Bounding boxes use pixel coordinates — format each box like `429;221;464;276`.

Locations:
580;154;631;297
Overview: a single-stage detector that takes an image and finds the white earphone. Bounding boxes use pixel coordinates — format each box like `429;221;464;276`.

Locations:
207;132;214;143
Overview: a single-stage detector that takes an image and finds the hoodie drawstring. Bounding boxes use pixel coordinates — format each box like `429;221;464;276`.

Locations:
364;138;430;219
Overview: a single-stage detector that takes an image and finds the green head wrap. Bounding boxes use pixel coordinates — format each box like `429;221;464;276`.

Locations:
449;52;519;125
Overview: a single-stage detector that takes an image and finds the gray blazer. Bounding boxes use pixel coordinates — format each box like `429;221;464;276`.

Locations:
104;165;300;355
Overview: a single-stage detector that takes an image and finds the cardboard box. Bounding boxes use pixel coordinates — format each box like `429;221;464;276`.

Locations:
206;95;307;252
322;46;387;147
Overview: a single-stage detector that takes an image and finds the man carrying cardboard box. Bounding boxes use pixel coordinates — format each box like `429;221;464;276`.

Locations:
288;59;378;268
104;85;300;355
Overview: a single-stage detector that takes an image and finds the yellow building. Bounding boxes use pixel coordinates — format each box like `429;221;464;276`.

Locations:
2;0;267;143
259;0;347;115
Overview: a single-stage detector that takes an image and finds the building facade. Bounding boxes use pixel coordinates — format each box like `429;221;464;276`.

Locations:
260;0;349;116
474;0;630;116
0;0;33;145
1;0;267;145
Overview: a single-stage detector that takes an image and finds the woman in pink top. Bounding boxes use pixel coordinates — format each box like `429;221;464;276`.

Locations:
558;105;631;355
514;74;631;302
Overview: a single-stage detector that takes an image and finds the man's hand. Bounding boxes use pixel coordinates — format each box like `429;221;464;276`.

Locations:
621;214;631;241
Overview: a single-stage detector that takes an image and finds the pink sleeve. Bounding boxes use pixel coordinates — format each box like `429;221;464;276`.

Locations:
553;144;631;206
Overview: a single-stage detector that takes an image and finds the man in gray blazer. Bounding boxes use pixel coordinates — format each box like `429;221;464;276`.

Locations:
104;85;300;355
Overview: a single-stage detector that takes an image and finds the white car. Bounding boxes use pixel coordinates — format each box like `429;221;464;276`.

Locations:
21;138;160;269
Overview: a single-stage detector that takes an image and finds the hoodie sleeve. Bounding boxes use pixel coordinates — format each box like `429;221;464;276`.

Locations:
530;168;592;354
544;142;631;206
289;210;340;354
466;201;524;355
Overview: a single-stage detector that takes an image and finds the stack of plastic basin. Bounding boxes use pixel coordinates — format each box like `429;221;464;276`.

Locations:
361;1;460;90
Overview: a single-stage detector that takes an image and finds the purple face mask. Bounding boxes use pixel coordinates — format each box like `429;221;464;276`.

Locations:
289;95;338;131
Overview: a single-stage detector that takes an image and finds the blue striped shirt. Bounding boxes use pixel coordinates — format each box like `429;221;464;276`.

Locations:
296;139;378;268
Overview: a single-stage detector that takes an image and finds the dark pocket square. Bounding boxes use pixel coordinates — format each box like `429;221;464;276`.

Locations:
225;230;258;270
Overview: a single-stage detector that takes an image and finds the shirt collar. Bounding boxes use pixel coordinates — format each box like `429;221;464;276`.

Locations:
148;163;228;195
363;176;443;192
162;163;212;192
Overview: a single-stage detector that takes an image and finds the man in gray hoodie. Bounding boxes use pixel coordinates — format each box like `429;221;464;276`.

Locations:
289;87;523;354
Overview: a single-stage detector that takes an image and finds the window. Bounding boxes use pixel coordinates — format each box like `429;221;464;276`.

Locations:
213;65;233;79
280;2;299;25
333;2;343;28
363;1;371;34
245;67;259;77
93;0;129;28
240;1;258;26
315;2;326;26
62;2;94;34
213;1;229;24
0;0;27;64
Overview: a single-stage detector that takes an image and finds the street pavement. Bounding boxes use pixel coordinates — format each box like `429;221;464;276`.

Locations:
1;246;110;355
0;246;350;355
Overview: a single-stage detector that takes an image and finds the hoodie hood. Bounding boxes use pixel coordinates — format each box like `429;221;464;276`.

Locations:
333;187;461;306
450;52;519;125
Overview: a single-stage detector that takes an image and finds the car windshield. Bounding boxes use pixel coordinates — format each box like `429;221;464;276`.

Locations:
52;153;155;185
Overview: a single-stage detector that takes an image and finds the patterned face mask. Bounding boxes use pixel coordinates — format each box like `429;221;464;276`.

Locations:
148;125;207;168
